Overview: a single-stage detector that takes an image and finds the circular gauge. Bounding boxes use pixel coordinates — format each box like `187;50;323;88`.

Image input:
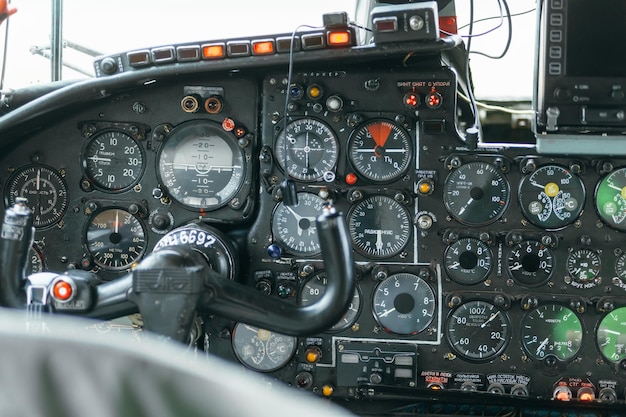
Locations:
443;161;510;226
518;164;585;229
347;119;412;182
158;120;245;210
595;167;626;231
85;208;147;271
521;304;583;362
596;307;626;364
566;248;601;285
5;165;69;229
347;195;411;259
615;253;626;282
27;244;45;274
446;300;510;361
232;323;296;372
274;118;338;181
299;271;361;332
444;238;493;285
372;273;435;335
82;130;145;192
271;192;325;256
506;240;554;286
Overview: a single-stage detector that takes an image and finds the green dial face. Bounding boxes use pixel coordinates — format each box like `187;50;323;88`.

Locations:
521;304;583;362
596;307;626;364
595;168;626;231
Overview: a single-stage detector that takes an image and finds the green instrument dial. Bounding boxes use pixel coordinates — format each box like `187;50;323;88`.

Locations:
594;167;626;231
596;307;626;364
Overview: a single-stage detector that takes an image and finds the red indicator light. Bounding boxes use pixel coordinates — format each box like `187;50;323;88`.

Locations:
426;92;443;109
404;93;419;108
202;44;225;59
345;173;358;185
328;31;351;46
222;118;236;132
439;16;458;36
52;280;73;301
252;41;274;55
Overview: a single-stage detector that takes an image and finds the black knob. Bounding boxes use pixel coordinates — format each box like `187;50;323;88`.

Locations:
152;214;171;231
100;57;118;75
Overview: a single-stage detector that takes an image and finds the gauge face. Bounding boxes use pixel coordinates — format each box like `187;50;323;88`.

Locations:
566;248;601;286
347;195;411;258
271;192;325;256
444;238;493;285
518;164;585;229
5;165;69;229
85;208;147;271
274;118;338;181
596;307;626;364
616;253;626;282
299;271;361;332
82;130;145;192
506;240;554;286
446;300;510;361
347;119;412;182
595;168;626;231
372;273;435;335
158;120;245;210
232;323;296;372
443;161;510;226
521;304;583;362
27;244;45;274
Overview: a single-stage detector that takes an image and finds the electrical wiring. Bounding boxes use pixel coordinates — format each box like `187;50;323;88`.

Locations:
457;91;534;115
471;0;512;60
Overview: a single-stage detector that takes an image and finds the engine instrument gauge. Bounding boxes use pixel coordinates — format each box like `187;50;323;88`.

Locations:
506;240;554;286
443;161;510;226
595;167;626;231
518;164;585;229
274;118;338;181
299;271;361;332
444;238;493;285
232;323;296;372
28;244;45;274
596;307;626;364
446;300;510;361
520;304;583;362
615;253;626;282
347;195;411;259
566;248;601;286
158;120;245;210
347;119;412;182
5;164;69;229
82;130;145;192
85;208;147;271
372;273;435;335
271;192;324;256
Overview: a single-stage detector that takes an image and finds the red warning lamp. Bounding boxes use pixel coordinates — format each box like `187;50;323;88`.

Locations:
252;40;275;55
345;173;358;185
51;278;75;302
222;118;236;132
404;93;419;108
328;30;351;46
426;92;443;109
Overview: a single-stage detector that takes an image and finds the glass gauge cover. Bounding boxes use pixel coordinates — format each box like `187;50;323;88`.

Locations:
443;161;510;226
158;120;245;210
299;271;361;332
347;119;412;182
274;118;338;181
521;304;583;362
446;300;510;361
595;167;626;231
566;248;601;287
372;273;436;335
347;195;411;259
615;253;626;282
506;240;554;286
518;164;585;229
271;192;324;256
444;237;493;285
5;164;69;229
232;323;296;372
85;208;146;271
82;130;145;192
596;307;626;364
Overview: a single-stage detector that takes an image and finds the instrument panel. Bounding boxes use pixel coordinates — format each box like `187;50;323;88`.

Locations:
4;59;626;413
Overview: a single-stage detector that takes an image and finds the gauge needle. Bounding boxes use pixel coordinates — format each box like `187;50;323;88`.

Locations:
458;198;474;215
536;337;549;355
607;184;624;192
530;181;545;189
115;210;119;234
375;230;383;251
378;308;396;318
480;311;500;328
510;263;523;271
447;261;460;270
36;169;41;191
88;155;112;162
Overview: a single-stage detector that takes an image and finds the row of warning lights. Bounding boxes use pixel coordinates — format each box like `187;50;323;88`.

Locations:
126;30;356;68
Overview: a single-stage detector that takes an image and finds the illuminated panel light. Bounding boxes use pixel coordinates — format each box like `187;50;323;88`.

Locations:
327;30;351;47
227;41;251;57
252;39;275;55
127;50;151;67
439;16;458;36
301;33;326;50
202;44;225;59
177;46;200;61
276;36;301;53
404;92;419;108
152;47;176;64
